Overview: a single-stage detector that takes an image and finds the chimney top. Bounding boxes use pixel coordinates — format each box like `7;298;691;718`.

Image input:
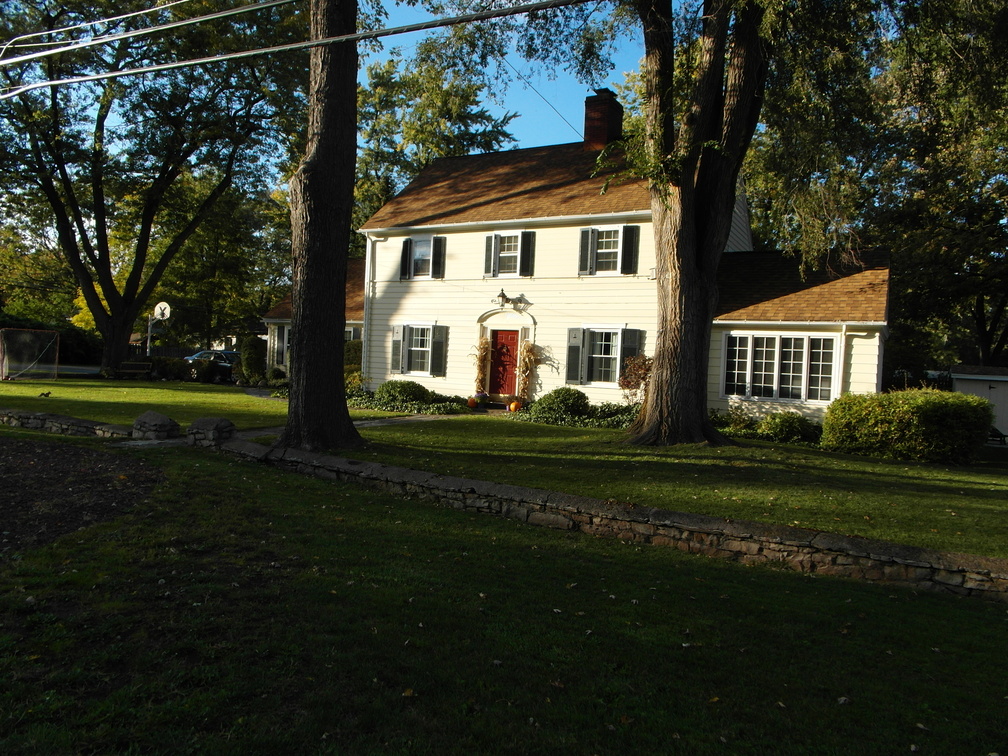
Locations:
583;88;623;151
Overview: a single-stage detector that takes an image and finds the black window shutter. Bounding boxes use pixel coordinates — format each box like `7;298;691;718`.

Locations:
431;237;446;279
519;230;536;277
620;225;640;275
580;232;592;280
391;325;404;373
620;328;643;378
431;325;448;377
400;239;412;280
484;235;499;277
566;328;584;384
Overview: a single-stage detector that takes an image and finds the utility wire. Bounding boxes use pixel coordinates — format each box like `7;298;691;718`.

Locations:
1;0;596;101
1;0;299;68
0;0;195;58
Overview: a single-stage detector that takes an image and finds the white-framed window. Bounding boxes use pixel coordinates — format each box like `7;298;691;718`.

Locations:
399;236;446;280
391;324;448;377
274;324;290;366
578;225;640;276
722;332;836;403
566;327;644;385
485;231;535;277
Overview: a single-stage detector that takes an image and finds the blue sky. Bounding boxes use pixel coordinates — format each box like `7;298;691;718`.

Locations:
362;4;644;149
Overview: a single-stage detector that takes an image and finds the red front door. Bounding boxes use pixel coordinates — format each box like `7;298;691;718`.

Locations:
489;330;519;396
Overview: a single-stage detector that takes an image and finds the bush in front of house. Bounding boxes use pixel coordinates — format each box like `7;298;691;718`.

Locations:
821;389;993;464
528;387;590;421
344;339;363;369
239;335;267;385
375;379;433;405
352;379;468;415
709;406;761;438
757;411;822;444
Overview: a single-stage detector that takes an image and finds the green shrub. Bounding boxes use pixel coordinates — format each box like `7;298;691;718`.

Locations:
150;357;189;381
757;411;821;444
529;386;590;420
239;335;267;384
344;339;363;368
821;389;993;464
267;366;287;382
375;380;433;405
345;370;365;393
710;406;760;438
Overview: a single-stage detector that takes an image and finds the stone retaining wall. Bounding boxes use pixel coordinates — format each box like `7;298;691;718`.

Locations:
0;409;131;438
220;438;1008;602
3;405;1005;600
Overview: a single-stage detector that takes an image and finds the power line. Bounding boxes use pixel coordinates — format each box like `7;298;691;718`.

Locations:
1;0;299;68
0;0;196;59
1;0;597;102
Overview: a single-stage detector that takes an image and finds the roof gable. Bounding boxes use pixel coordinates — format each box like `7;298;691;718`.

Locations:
360;143;648;230
716;252;889;323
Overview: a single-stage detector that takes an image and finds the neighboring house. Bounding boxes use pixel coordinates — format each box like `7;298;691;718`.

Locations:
263;257;366;372
951;366;1008;431
358;89;889;419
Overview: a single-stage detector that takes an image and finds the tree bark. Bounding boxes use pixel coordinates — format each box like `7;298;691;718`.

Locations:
627;0;769;446
277;0;362;451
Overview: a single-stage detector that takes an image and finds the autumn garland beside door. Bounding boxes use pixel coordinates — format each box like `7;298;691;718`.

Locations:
470;336;538;410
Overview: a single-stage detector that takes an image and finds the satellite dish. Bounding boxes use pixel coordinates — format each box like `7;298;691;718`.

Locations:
154;302;171;320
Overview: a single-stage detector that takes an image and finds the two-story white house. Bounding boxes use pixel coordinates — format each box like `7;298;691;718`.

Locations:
359;89;889;419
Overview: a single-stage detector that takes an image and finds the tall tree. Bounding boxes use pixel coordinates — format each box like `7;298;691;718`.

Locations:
352;53;516;255
278;0;362;450
0;0;303;369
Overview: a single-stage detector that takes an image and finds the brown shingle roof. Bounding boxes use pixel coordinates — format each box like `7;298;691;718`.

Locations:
716;252;889;323
263;257;366;322
360;143;649;230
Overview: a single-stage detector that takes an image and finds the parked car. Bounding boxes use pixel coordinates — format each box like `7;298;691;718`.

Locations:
183;350;239;382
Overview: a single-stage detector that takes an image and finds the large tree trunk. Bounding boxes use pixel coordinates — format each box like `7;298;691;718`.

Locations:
627;0;768;446
278;0;362;451
628;189;726;444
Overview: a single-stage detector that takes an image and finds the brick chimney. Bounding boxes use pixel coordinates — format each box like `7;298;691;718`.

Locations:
583;88;623;151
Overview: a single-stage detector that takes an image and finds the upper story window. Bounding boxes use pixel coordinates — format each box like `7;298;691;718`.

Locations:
723;333;836;403
400;236;446;280
566;327;644;385
485;231;535;277
579;225;640;276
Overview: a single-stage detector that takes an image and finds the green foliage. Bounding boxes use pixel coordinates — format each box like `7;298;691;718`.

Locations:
267;367;287;383
239;336;267;385
375;380;434;405
150;357;190;382
350;380;468;416
527;387;591;424
822;389;993;464
344;339;363;368
709;406;761;438
757;411;822;444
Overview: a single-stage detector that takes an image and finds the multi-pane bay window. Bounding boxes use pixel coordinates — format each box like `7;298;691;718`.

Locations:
485;231;535;277
566;327;644;384
391;325;448;376
723;333;836;402
578;225;640;276
400;236;446;280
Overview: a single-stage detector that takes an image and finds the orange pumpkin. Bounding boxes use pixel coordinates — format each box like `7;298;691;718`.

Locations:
509;400;522;412
467;396;478;408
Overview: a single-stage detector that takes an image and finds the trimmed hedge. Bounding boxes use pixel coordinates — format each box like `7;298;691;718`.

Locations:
239;335;267;384
821;389;993;464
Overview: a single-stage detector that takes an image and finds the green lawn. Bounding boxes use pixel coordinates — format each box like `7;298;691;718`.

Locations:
2;442;1006;755
349;415;1008;558
0;378;395;428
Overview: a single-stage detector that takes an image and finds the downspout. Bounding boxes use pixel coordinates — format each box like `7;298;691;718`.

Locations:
361;233;378;391
838;323;848;396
